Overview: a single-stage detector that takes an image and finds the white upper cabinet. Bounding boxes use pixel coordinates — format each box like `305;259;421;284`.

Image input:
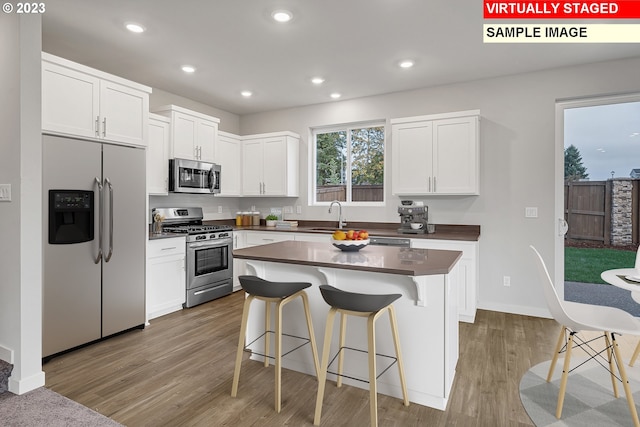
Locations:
147;114;171;195
152;105;220;163
241;132;299;197
391;110;480;196
216;131;242;197
42;53;150;147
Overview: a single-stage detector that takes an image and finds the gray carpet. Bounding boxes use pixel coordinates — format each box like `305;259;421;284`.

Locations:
520;358;640;427
565;281;640;317
0;387;123;426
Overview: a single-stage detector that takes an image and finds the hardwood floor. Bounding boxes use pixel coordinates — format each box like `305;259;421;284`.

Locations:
42;291;637;426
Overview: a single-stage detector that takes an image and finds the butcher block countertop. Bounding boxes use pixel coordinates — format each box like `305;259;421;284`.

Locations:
233;240;462;276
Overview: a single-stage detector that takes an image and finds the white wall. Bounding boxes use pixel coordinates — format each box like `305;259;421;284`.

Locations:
237;57;640;317
0;13;45;393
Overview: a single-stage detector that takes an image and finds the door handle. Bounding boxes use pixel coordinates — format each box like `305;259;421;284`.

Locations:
95;116;100;137
94;177;103;264
104;178;114;262
558;218;568;237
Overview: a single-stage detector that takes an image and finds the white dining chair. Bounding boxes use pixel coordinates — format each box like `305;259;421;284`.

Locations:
531;245;640;425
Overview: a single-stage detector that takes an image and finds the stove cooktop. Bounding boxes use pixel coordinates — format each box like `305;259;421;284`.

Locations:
163;224;233;235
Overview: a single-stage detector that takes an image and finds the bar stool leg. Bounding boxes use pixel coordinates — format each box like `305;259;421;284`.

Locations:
231;294;254;397
275;299;284;413
337;313;347;388
301;291;321;377
314;307;338;426
264;300;271;367
547;326;566;382
388;305;409;406
631;341;640;367
367;313;378;427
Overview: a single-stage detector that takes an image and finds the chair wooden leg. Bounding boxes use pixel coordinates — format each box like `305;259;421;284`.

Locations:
231;295;253;397
611;333;640;427
337;312;347;388
275;300;284;413
264;300;271;368
301;291;321;378
556;331;574;419
631;341;640;367
388;305;409;406
314;307;337;426
605;332;619;398
547;326;566;382
367;313;379;427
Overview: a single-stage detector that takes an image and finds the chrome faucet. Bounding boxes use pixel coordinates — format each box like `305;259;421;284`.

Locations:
329;200;347;229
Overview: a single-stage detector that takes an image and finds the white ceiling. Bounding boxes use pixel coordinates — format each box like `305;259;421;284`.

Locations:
42;1;640;115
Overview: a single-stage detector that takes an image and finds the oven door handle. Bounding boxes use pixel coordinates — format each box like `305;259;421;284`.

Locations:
188;239;233;249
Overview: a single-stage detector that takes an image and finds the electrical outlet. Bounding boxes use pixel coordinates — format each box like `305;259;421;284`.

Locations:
503;276;511;287
525;207;538;218
218;206;223;214
251;205;256;212
296;205;302;214
284;206;293;214
0;184;11;202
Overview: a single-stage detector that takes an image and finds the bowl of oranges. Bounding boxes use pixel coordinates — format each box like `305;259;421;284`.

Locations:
331;229;370;252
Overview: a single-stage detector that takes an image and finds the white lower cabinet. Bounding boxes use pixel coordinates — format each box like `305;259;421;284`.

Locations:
147;237;186;320
411;239;479;323
233;231;296;291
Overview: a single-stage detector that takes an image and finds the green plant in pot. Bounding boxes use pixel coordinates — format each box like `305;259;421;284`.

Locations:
265;214;278;227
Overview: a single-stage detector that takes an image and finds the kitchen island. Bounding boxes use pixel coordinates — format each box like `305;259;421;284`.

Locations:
233;240;462;410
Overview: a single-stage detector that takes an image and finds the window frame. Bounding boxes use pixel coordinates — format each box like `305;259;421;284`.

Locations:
310;120;386;207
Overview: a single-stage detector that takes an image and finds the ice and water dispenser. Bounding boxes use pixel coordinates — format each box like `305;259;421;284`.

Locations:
48;190;94;244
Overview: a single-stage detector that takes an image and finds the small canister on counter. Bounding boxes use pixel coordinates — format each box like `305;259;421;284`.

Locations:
252;211;261;226
242;212;251;226
235;212;243;226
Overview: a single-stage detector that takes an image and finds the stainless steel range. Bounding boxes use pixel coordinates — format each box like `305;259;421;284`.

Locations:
153;207;233;307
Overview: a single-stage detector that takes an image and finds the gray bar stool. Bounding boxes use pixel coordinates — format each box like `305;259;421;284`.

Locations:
231;275;320;413
314;285;409;427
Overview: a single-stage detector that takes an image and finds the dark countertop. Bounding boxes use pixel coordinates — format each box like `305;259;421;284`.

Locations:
208;220;480;242
233;240;463;276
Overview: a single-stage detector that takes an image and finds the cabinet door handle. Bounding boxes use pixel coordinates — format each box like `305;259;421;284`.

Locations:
102;117;107;137
199;146;202;159
428;177;431;192
95;116;100;137
433;176;436;192
161;247;177;251
194;146;198;159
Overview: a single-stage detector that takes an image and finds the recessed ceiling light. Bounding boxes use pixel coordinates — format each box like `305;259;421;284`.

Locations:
125;22;145;33
311;77;325;85
272;10;293;23
399;60;414;69
241;90;253;98
330;93;341;99
181;65;196;73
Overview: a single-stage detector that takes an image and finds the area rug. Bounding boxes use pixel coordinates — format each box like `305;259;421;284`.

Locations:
520;358;640;426
0;387;123;426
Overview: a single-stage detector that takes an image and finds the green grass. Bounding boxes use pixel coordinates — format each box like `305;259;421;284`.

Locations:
565;247;636;284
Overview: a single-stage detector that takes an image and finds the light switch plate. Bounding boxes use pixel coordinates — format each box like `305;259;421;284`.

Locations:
0;184;11;202
284;206;293;214
525;207;538;218
296;205;302;214
218;206;223;214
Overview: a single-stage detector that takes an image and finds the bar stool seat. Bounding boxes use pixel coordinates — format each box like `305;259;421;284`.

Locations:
314;285;409;427
231;275;320;413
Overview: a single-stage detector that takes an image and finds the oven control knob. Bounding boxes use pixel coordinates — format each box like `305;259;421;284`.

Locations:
196;235;206;240
218;232;228;238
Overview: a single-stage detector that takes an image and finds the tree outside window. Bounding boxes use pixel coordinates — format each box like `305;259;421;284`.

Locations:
314;123;384;203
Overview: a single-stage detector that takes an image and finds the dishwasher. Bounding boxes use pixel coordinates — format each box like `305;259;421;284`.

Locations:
369;236;411;247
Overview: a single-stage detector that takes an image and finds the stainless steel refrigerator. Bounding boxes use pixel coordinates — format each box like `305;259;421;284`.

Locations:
43;134;146;358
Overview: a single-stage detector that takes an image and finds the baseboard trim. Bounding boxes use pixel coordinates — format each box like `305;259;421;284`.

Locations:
0;345;13;364
478;301;552;319
8;370;45;395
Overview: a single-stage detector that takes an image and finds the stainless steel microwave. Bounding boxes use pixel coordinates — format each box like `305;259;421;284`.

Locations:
169;158;221;194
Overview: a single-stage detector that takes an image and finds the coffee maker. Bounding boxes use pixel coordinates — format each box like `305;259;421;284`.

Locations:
397;200;428;234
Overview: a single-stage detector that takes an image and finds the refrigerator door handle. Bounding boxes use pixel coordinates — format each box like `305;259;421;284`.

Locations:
95;177;103;264
104;178;114;262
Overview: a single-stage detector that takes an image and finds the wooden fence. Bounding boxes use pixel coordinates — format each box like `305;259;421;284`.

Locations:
317;185;384;202
564;179;640;245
